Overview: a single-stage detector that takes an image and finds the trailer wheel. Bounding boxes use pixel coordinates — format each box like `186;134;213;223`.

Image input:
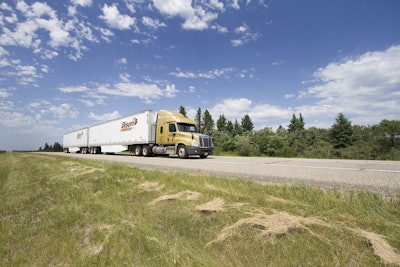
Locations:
134;145;142;156
177;145;188;159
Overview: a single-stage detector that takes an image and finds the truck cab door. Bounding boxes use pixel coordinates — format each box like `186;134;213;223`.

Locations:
168;123;177;144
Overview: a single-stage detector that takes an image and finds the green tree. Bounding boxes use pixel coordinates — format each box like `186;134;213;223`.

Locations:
379;119;400;147
178;106;187;116
216;114;227;132
195;108;202;133
233;119;243;136
252;127;284;156
330;113;353;149
202;109;214;135
288;113;305;133
241;114;254;132
53;142;63;152
287;113;306;155
226;120;234;136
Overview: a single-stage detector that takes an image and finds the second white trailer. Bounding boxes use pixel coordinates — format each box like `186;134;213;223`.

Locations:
88;110;158;153
63;128;89;153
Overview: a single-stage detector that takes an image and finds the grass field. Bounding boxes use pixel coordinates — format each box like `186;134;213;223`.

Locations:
1;153;399;266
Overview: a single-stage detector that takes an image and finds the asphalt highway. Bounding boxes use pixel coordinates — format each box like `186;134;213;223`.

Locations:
56;153;400;198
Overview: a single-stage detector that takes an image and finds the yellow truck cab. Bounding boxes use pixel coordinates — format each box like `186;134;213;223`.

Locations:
154;110;213;158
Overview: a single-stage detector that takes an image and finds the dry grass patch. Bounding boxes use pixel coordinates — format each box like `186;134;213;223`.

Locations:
63;161;105;177
150;190;202;205
266;195;292;204
82;223;114;256
356;229;400;265
195;198;225;213
207;211;330;247
137;181;164;191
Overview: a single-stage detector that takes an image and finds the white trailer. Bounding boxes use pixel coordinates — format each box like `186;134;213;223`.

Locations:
88;110;157;154
63;109;213;158
62;127;89;153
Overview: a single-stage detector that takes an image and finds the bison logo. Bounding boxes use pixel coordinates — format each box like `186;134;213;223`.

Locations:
120;117;137;131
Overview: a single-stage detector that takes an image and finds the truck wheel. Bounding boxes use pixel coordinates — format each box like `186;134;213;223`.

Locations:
142;145;152;157
135;145;142;156
177;145;188;159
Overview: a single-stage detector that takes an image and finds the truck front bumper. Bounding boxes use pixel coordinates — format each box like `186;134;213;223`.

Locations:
187;146;213;156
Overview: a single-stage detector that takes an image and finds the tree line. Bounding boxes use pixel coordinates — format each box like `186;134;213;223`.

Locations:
179;106;400;160
38;142;63;152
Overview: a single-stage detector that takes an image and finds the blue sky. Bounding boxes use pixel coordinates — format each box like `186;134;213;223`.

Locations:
1;0;400;150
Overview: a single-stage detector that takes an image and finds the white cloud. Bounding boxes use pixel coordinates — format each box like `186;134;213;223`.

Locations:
78;99;94;107
170;67;234;79
0;1;100;61
117;57;128;64
112;82;161;98
0;58;44;85
152;0;218;30
300;45;400;125
211;24;228;33
187;86;196;93
142;16;166;29
0;100;15;111
0;110;35;127
131;39;140;44
100;4;136;30
230;0;240;9
59;85;89;93
27;101;78;120
59;75;179;104
124;0;137;14
164;84;179;98
209;97;293;129
71;0;93;7
209;0;224;11
0;89;10;98
284;94;294;99
231;23;260;47
48;103;78;119
211;97;252;119
88;111;121;121
99;27;114;42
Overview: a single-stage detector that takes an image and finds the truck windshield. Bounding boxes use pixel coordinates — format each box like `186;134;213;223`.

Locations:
177;123;198;133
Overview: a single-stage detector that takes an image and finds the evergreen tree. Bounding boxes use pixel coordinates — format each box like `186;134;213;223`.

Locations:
241;114;254;132
216;114;227;132
299;113;305;130
233;119;243;136
195;108;202;133
288;113;305;133
330;113;353;149
226;120;234;135
178;106;187;116
202;109;214;135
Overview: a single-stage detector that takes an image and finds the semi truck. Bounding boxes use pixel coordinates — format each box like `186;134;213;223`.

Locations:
63;110;213;159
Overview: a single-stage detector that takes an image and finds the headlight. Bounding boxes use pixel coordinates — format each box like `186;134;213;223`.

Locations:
190;140;198;147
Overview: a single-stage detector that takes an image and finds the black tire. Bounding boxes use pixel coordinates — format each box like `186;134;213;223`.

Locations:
135;145;142;156
177;145;188;159
142;145;152;157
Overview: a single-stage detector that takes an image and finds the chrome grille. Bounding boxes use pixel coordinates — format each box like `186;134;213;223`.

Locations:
199;136;213;148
